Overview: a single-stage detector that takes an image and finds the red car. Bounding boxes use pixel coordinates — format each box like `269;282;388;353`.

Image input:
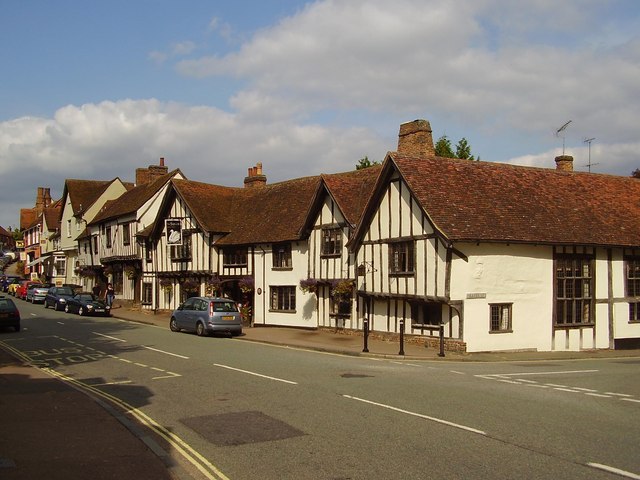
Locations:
15;280;42;300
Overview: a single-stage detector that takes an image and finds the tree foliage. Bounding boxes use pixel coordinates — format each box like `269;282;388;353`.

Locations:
435;135;478;160
356;156;381;170
632;169;640;179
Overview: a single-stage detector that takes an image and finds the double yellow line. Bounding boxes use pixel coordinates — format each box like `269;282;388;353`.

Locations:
0;341;229;480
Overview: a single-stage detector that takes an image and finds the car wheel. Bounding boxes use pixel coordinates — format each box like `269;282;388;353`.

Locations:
170;318;179;332
196;322;207;337
54;302;60;311
64;304;70;313
78;307;84;316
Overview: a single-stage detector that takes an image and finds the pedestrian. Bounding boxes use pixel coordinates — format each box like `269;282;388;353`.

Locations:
92;283;101;297
105;283;115;307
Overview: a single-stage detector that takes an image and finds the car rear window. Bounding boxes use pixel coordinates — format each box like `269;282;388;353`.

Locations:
57;287;74;295
0;299;16;311
212;301;238;312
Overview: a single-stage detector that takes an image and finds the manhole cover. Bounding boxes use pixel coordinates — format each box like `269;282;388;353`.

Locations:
181;411;305;446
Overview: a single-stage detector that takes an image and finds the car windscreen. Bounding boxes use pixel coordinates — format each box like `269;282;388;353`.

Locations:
57;288;74;295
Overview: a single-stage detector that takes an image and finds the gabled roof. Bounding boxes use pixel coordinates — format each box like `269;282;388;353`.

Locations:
352;152;640;248
43;206;62;232
90;169;183;225
321;165;383;225
171;175;322;245
63;179;129;216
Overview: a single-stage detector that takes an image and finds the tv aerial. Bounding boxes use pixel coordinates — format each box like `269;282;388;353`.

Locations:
555;120;572;155
583;137;598;172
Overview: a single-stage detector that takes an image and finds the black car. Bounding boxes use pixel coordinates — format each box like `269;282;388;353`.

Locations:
44;286;76;311
0;296;20;331
64;293;111;317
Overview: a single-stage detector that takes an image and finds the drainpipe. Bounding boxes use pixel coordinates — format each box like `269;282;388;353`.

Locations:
258;246;266;325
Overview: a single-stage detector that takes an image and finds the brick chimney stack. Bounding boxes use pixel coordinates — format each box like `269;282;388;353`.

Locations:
244;162;267;188
397;119;435;157
35;187;52;213
555;155;574;172
136;157;169;185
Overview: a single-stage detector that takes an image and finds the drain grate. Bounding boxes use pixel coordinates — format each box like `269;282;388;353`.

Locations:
181;411;305;446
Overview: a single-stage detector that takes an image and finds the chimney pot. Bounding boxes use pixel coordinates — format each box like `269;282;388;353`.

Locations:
244;163;267;188
160;157;165;167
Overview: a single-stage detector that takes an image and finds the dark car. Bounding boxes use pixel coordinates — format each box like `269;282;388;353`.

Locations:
170;297;242;337
64;292;111;316
0;296;20;332
44;286;76;311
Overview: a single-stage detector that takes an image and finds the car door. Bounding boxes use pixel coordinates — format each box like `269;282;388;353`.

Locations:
176;298;194;331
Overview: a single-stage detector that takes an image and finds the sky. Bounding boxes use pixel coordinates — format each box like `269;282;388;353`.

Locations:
1;0;639;231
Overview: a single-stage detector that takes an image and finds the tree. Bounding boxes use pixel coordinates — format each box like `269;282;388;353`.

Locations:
435;134;479;160
632;169;640;179
455;137;476;160
434;135;454;158
356;156;380;170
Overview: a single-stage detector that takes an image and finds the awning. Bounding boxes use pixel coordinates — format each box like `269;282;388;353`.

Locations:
27;257;45;267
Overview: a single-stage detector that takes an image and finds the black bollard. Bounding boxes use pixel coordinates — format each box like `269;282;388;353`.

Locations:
438;323;445;357
363;318;369;353
399;318;405;355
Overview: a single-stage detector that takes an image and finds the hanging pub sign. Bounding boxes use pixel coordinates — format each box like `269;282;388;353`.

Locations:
165;219;182;246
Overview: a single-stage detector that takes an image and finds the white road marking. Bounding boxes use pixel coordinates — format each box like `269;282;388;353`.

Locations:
93;332;126;342
91;380;133;386
588;463;640;479
343;395;486;436
450;370;465;375
621;398;640;404
585;393;611;398
605;392;633;397
213;363;298;385
478;369;599;378
143;345;189;359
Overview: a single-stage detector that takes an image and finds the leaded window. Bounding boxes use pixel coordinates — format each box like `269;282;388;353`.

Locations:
555;255;594;325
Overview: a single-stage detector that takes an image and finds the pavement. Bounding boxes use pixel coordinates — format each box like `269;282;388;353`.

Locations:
2;302;640;480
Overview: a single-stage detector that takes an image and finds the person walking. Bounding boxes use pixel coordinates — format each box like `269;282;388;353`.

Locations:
105;283;115;307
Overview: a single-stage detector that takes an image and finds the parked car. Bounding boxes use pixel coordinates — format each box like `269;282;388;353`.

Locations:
170;297;242;337
44;286;76;311
0;295;20;332
16;280;41;300
26;283;52;303
64;292;111;316
2;275;22;293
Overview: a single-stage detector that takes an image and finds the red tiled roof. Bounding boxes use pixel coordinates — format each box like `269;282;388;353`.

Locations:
391;153;640;247
91;170;182;224
322;165;382;225
173;175;322;245
65;179;115;215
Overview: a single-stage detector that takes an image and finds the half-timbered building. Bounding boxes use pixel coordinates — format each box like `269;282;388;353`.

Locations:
350;119;640;352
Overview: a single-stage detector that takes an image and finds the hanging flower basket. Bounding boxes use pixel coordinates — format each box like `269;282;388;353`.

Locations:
124;264;141;279
159;278;173;293
299;277;319;294
330;279;354;300
206;274;222;297
181;277;200;292
239;276;254;294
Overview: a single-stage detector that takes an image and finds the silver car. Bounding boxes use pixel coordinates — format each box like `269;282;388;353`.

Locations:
170;297;242;337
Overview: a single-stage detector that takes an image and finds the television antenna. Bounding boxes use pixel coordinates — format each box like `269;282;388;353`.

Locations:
555;120;572;155
583;137;598;172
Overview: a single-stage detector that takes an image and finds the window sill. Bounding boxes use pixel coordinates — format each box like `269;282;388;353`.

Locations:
320;254;341;259
171;258;192;262
272;267;293;271
489;329;513;334
553;323;595;329
389;272;415;277
269;309;297;314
